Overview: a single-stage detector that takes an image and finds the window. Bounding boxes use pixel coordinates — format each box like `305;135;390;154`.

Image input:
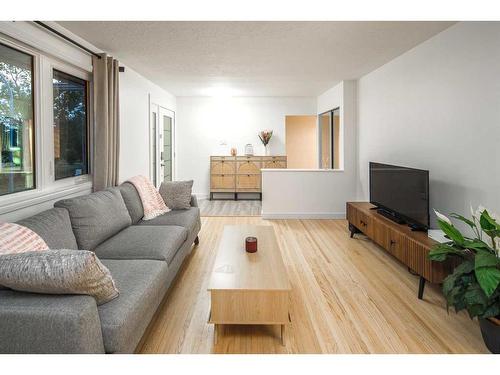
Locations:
53;70;88;180
0;43;35;196
319;107;340;169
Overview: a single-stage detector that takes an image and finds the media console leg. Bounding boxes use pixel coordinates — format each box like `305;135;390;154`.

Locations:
418;276;426;300
348;223;359;238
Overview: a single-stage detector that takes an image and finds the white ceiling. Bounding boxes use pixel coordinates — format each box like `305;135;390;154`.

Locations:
58;21;454;97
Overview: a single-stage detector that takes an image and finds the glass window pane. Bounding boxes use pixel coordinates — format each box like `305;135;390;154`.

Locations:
53;70;88;180
0;43;35;196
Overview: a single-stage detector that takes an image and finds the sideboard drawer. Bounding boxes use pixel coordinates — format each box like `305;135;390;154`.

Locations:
211;174;235;191
211;156;235;161
263;160;286;168
262;156;287;169
211;160;236;174
236;160;262;174
356;211;373;237
262;156;286;161
236;156;263;161
236;174;261;191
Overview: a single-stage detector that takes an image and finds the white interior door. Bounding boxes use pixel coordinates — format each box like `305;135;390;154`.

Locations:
150;103;159;186
159;107;174;184
150;100;175;187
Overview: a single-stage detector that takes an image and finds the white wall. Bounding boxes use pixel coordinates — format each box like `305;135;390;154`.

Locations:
176;96;317;197
357;22;500;228
119;66;176;182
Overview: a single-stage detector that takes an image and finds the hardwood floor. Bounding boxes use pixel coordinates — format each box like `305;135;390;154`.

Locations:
199;199;262;217
136;217;488;354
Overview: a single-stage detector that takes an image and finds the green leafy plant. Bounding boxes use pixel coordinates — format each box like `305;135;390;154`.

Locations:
429;207;500;320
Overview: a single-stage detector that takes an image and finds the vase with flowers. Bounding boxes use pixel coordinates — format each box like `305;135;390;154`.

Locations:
429;206;500;353
258;130;273;156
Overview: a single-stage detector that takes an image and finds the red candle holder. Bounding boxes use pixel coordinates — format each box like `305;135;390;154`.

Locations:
245;237;258;253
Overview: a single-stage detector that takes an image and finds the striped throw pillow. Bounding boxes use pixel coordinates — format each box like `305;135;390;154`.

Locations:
0;222;49;255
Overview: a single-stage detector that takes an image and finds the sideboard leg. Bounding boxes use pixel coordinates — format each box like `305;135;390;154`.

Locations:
418;276;426;300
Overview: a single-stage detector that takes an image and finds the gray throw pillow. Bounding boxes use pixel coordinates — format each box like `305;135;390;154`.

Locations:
159;180;194;210
0;250;119;305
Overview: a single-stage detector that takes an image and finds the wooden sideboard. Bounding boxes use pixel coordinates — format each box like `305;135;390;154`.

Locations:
210;155;287;200
346;202;457;299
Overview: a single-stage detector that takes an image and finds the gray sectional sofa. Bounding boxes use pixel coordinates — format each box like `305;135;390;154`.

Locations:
0;182;201;354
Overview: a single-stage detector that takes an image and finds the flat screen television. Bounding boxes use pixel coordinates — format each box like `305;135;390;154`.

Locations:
369;162;429;231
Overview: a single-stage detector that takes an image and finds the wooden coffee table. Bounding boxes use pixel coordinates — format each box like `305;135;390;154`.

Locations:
208;225;292;345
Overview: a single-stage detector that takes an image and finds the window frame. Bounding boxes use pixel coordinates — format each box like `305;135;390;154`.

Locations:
0;40;37;197
0;33;93;215
50;64;91;184
0;37;42;202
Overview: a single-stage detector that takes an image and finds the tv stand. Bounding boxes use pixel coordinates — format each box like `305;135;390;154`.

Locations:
347;202;456;299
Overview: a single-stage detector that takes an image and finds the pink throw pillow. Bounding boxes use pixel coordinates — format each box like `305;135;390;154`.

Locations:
0;222;49;255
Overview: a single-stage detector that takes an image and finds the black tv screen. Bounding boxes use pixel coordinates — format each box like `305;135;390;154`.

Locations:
369;162;429;229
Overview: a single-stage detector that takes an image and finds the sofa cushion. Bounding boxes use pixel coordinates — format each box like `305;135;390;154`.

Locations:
136;207;200;233
94;225;188;264
55;188;132;250
17;208;78;250
97;259;169;353
118;182;144;224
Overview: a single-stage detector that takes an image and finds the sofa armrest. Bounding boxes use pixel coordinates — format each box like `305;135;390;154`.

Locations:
0;290;105;354
190;194;199;207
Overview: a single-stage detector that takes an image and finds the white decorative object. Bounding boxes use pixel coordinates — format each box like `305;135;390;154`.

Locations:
264;145;270;156
244;144;254;156
428;229;448;243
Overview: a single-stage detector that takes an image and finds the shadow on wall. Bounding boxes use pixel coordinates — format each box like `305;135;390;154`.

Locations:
430;178;485;231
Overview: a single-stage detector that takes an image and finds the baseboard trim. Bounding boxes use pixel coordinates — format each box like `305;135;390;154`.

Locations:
194;193;209;200
261;212;346;220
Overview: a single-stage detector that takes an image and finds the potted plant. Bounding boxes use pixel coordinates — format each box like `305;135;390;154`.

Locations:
429;206;500;353
258;130;273;156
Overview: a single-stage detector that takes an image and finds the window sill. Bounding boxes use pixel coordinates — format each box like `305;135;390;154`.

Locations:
0;181;92;217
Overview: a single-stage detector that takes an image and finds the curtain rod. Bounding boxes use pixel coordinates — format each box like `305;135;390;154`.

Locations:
33;21;102;59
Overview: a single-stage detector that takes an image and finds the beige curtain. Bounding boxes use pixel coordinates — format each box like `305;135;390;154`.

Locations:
92;54;120;191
